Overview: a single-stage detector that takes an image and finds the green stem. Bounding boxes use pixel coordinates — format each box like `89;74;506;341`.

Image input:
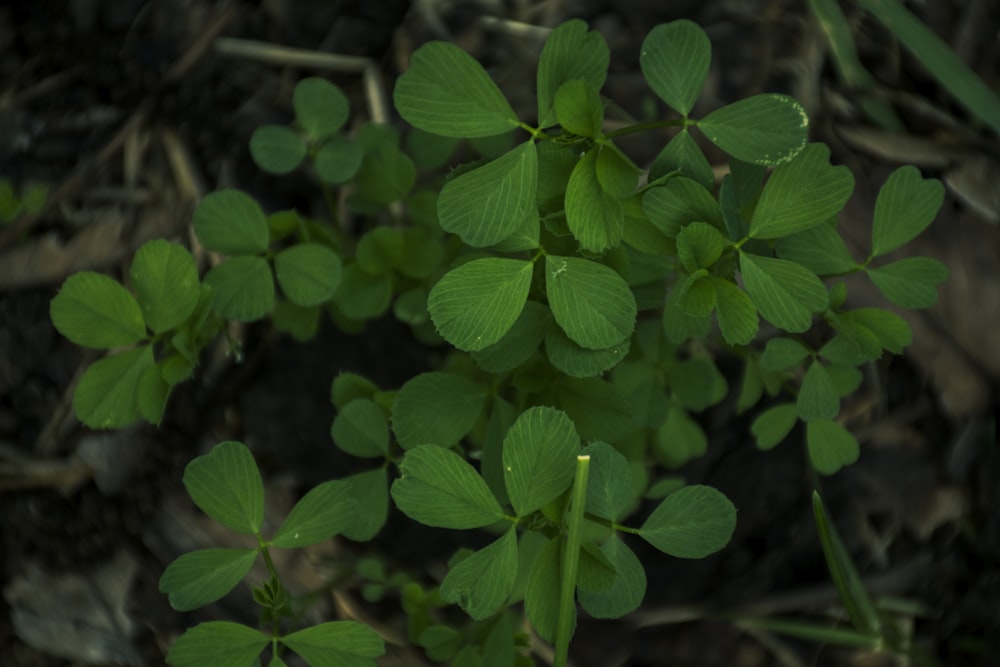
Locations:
553;454;590;667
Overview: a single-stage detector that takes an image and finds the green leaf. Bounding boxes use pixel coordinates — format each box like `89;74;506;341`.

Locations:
502;406;580;517
546;256;636;350
331;398;389;458
597;145;641;198
544;326;630;378
842;308;912;354
394;41;519;137
183;440;264;535
576;542;617;593
293;77;350;139
159;548;257;611
331;372;378;409
281;621;384;667
640;20;711;115
193;189;270;255
578;536;646;618
272;480;355;548
867;257;947;309
668;357;727;411
471;301;550;373
774;221;857;275
391;444;505;529
356;227;403;274
565;149;624;252
760;337;810;372
130;240;200;334
315;137;363;184
332;262;392;320
749;144;855;239
165;622;268;667
249;125;306;174
204;256;275;322
73;346;153;429
341;467;389;542
751;403;798;450
537;19;610;128
642;176;723;238
806;419;859;474
137;362;170;424
352;124;416;205
524;537;567;643
676;222;729;272
274;243;341;307
392;372;487;450
581;441;632;522
554;79;604;136
556;377;633;442
662;279;712;343
398;227;445;280
428;258;533;351
655;406;707;468
739;253;828;332
649;129;714;189
440;528;518;620
798;360;839;422
50;272;146;349
438;142;538;247
639;485;736;558
697;94;809;165
712;278;758;345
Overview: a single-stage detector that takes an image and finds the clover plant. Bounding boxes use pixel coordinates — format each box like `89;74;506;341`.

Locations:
49;18;946;666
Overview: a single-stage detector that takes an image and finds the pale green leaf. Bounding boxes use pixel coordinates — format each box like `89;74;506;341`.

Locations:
331;398;389;458
193;189;270;255
578;536;646;618
274;243;341;307
502;406;579;517
391;444;505;529
293;77;350;139
249;125;306;174
130;240;200;333
204;256;275;322
392;372;487;450
537;19;610;127
73;346;153;429
546;256;637;350
697;94;809;165
183;440;264;535
159;548;257;611
640;20;711;115
438;142;538;247
281;621;384;666
165;622;268;667
739;253;828;332
751;403;798;450
639;484;736;558
440;528;518;619
394;41;518;137
806;419;859;474
272;480;355;547
867;257;947;308
51;272;146;349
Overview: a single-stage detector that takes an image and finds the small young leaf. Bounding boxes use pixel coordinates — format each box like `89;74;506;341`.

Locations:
314;136;363;184
697;94;809;165
394;41;519;137
712;278;758;345
427;258;533;351
130;240;200;334
751;403;798;450
204;256;275;322
806;419;860;474
546;256;637;350
578;536;646;618
159;548;257;612
73;346;153;429
193;189;270;256
293;77;350;139
249;125;307;174
537;19;610;127
471;301;550;373
649;129;714;189
749;144;855;239
392;372;487;450
739;253;828;332
524;537;566;643
676;222;729;272
774;222;857;275
281;621;385;666
341;467;389;542
544;326;630;378
640;20;711;115
332;262;392;320
867;257;948;308
272;480;355;548
331;372;378;409
502;406;580;517
183;440;264;535
760;337;810;372
438;141;538;247
274;243;341;307
797;360;840;422
565;149;624;252
554;79;604;136
50;272;147;348
165;621;268;667
639;484;736;558
440;528;518;620
872;165;945;257
391;444;505;529
556;376;633;443
331;398;389;458
581;441;632;522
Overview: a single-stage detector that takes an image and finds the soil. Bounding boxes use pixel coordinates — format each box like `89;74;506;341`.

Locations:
1;1;999;666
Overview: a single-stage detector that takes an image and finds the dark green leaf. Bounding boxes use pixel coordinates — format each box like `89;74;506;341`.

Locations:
655;406;707;468
797;360;839;422
159;548;257;611
712;278;758;345
751;403;798;450
649;129;714;189
639;484;736;558
165;622;268;667
315;137;363;184
544;326;630;378
204;256;275;322
867;257;947;308
391;372;487;450
580;441;632;522
137;362;170;425
774;221;857;275
183;440;264;535
554;79;604;136
471;301;550;373
524;537;566;642
332;262;392;320
51;272;146;348
281;621;384;666
73;346;153;429
293;77;350;139
578;536;646;618
356;227;403;274
537;19;610;128
249;125;306;174
502;406;579;517
352;124;416;205
556;376;633;442
565;148;623;252
332;399;389;458
872;167;945;256
806;419;859;474
697;94;809;165
640;20;711;115
676;221;729;272
274;243;341;307
546;256;637;350
760;337;810;372
193;189;270;256
739;253;828;332
440;528;518;619
272;480;355;548
642;176;723;238
341;467;389;542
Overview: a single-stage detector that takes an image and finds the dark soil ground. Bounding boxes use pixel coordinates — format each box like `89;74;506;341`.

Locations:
1;1;999;666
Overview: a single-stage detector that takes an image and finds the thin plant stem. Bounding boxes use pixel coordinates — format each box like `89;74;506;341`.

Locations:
553;454;591;667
